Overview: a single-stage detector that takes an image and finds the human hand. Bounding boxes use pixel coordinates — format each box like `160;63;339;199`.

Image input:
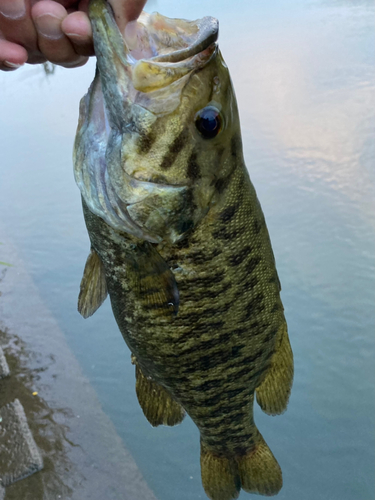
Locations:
0;0;147;71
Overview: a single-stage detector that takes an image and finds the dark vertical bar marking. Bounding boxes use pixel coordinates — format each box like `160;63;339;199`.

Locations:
160;128;187;170
137;130;157;154
186;151;201;179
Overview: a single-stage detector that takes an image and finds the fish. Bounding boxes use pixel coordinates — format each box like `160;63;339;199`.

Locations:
73;1;294;499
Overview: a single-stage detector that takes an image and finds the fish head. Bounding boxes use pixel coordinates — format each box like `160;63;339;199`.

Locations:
74;0;241;244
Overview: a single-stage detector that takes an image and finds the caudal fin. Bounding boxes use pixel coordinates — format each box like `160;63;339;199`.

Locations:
200;442;241;500
235;434;282;496
200;434;282;500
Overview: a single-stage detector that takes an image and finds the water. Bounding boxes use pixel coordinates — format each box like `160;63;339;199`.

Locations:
0;0;374;499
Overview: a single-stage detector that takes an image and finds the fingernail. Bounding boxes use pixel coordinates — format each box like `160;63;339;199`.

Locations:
0;0;26;20
62;56;88;68
35;14;64;40
3;61;23;69
63;32;86;44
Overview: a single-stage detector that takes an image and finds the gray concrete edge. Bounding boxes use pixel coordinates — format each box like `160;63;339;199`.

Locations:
0;233;158;500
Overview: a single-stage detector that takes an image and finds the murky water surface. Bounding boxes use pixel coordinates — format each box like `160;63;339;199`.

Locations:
0;0;374;499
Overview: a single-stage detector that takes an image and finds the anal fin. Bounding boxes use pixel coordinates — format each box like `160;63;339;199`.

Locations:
133;357;185;427
256;322;293;415
78;249;108;318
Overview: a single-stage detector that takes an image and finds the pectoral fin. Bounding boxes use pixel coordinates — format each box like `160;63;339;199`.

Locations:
78;249;108;318
127;242;179;318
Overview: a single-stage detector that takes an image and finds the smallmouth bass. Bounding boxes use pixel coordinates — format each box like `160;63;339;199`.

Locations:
74;1;294;499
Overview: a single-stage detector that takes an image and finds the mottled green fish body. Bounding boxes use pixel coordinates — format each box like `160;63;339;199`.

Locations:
74;2;294;499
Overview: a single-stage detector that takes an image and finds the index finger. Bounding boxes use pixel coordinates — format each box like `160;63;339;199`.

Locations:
0;0;44;63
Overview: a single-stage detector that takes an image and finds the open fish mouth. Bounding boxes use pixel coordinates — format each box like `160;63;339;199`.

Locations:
124;11;218;93
90;0;218;96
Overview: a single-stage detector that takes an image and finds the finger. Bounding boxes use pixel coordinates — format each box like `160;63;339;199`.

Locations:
0;0;26;20
61;11;94;57
32;1;88;67
0;38;29;70
60;54;88;68
108;0;147;32
0;0;42;63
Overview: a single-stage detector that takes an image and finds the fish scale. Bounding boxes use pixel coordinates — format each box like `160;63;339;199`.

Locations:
75;1;294;499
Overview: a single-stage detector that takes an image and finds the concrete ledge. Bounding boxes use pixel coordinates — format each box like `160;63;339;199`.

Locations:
0;348;9;379
0;399;43;487
0;226;158;500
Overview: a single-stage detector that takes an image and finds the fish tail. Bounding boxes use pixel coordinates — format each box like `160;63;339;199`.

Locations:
200;432;282;500
235;432;282;496
200;441;241;500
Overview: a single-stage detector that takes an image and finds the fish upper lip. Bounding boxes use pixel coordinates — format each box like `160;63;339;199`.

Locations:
130;13;219;65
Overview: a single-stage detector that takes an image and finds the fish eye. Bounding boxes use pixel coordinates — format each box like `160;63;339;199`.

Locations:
195;106;222;139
